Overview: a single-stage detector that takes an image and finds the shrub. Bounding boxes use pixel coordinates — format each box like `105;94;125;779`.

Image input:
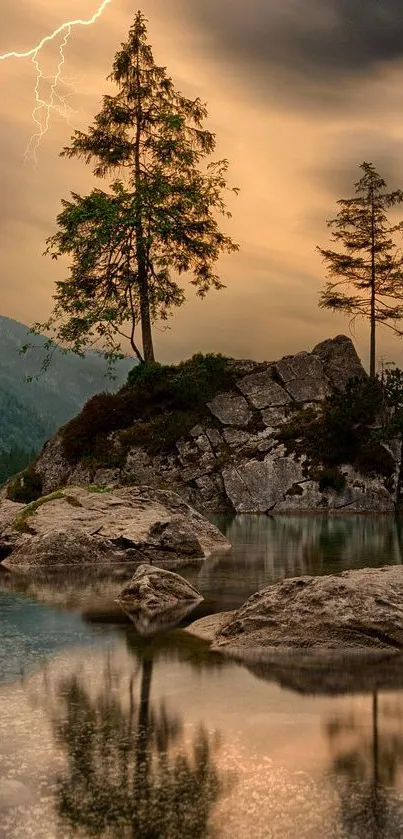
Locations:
61;353;234;464
316;467;346;493
61;389;141;462
278;375;390;482
7;465;43;503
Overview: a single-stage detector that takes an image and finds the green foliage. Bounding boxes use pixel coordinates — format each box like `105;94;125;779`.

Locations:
316;467;346;493
381;365;403;436
7;465;43;504
317;161;403;376
37;12;238;365
61;353;233;464
279;376;394;483
0;446;37;485
127;353;233;410
0;314;131;453
120;411;201;456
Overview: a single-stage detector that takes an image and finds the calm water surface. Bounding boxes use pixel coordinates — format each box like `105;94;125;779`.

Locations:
2;514;403;838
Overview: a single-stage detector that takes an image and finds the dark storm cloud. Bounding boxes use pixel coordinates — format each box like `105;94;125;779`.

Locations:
188;0;403;95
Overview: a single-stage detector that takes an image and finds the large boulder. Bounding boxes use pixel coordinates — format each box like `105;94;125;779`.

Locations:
192;566;403;655
2;530;124;570
222;451;306;513
25;335;394;515
313;334;365;391
117;563;203;635
0;485;230;570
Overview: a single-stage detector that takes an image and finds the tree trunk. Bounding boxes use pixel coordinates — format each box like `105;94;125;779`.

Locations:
139;278;155;363
134;45;155;364
370;291;376;378
370;187;376;378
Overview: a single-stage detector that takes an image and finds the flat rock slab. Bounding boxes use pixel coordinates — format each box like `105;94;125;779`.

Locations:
117;563;203;635
207;392;252;427
0;485;230;570
213;566;403;654
237;371;292;409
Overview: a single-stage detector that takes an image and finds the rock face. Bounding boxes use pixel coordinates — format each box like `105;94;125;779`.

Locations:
117;563;203;635
29;334;397;514
0;486;230;570
212;566;403;654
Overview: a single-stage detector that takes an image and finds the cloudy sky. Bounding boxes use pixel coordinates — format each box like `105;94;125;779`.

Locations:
2;0;403;368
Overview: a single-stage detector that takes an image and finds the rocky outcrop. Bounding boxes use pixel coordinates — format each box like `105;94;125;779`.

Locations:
117;564;203;635
0;485;230;570
27;335;397;514
198;566;403;654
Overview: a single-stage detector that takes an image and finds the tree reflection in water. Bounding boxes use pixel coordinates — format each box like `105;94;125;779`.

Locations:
51;643;227;838
326;692;403;838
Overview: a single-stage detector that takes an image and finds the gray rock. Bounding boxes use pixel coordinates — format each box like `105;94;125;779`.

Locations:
0;486;230;569
274;351;330;402
117;563;203;636
261;407;288;427
122;447;159;486
274;351;324;384
207;392;252;427
205;427;224;450
225;358;267;376
223;428;251;447
27;336;384;517
194;433;213;454
92;467;121;487
213;565;403;654
237;370;292;409
222;453;305;512
35;435;71;494
313;334;365;391
273;469;395;513
176;439;198;464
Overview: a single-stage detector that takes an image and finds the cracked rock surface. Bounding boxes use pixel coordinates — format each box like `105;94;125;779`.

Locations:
0;486;230;570
31;334;397;514
188;565;403;659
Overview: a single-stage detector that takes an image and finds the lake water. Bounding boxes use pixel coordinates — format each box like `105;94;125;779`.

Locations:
2;514;403;838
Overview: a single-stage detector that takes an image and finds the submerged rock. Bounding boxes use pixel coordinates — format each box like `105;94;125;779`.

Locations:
0;485;230;570
117;563;203;636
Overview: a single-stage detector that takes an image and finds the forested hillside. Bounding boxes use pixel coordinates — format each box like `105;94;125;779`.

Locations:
0;315;133;473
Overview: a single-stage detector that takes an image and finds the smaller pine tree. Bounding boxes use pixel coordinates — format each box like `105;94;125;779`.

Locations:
317;162;403;376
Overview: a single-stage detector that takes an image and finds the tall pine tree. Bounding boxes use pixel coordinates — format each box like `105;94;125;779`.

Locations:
317;162;403;377
39;12;238;364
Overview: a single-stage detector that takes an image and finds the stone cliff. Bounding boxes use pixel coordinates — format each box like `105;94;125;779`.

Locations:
11;335;401;514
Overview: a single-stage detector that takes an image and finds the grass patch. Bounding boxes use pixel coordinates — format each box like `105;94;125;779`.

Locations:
13;491;67;533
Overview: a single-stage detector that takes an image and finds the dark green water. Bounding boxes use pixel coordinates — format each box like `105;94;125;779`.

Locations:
1;514;403;838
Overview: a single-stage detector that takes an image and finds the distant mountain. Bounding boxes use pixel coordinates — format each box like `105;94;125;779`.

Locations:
0;315;134;451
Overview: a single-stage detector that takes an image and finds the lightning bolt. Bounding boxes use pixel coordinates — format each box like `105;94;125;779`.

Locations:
0;0;113;165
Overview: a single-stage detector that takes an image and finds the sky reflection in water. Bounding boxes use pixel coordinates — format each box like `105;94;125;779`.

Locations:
2;515;403;837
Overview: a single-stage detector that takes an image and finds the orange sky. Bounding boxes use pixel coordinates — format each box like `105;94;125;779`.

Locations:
2;0;403;368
